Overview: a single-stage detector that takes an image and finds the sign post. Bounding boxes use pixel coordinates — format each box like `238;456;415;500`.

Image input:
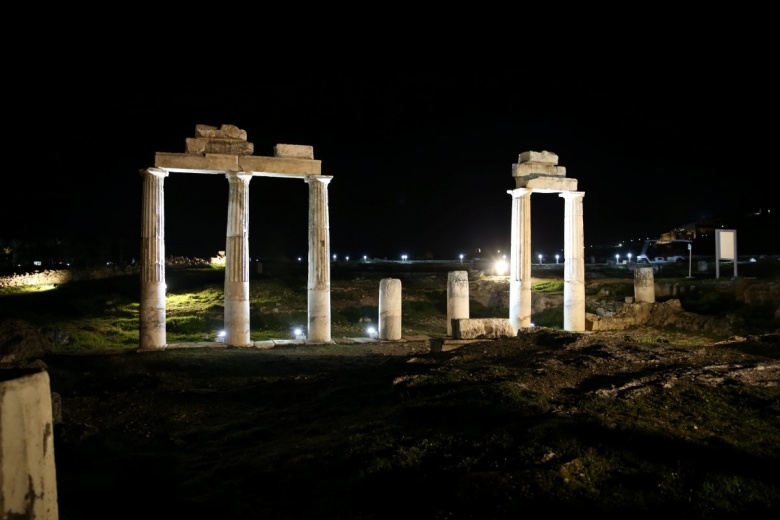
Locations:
715;229;738;279
687;242;693;278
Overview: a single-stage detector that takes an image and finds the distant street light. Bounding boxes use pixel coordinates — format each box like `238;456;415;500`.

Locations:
615;253;620;265
538;254;543;264
401;254;408;262
459;254;464;263
627;253;632;263
345;256;349;262
333;254;337;261
555;254;559;264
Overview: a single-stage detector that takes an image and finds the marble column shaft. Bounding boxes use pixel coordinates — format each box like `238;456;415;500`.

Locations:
306;176;333;343
224;172;253;347
379;278;402;340
561;191;586;331
447;271;470;336
139;167;168;350
508;188;532;330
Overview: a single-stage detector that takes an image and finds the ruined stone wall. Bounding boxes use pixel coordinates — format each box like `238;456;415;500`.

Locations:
0;257;210;288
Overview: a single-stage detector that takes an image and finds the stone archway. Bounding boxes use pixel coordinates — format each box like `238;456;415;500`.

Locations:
138;124;332;350
507;151;586;332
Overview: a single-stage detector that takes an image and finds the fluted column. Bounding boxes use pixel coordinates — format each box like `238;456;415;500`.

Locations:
561;191;586;331
224;172;253;347
508;188;532;330
139;167;168;351
306;176;333;343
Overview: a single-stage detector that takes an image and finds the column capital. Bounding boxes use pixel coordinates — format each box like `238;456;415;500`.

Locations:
507;187;532;198
558;191;585;200
305;175;333;186
225;171;253;183
140;167;169;178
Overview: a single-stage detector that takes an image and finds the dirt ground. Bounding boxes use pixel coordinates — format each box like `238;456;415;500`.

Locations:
4;263;779;518
43;325;780;519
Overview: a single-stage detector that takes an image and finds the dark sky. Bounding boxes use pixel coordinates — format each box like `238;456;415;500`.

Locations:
5;56;776;263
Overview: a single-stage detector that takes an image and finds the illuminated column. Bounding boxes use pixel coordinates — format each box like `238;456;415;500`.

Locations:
379;278;402;340
139;167;168;351
224;171;253;347
447;271;469;336
306;176;333;343
508;188;532;330
561;191;586;331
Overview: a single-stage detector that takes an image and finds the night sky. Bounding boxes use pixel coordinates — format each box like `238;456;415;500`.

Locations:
6;58;776;264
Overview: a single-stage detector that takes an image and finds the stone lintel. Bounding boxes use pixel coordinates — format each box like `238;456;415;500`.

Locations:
186;138;254;156
240;155;321;176
155;152;322;176
155;152;240;173
274;144;314;159
195;124;247;140
519;150;558;165
517;177;578;191
512;163;566;177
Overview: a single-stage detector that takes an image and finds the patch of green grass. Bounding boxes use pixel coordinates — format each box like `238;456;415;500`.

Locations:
532;280;564;293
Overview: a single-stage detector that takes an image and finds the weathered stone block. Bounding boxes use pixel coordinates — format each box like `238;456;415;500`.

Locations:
516;177;578;191
512;163;564;177
195;124;247;140
519;150;558;165
274;144;314;159
452;318;517;339
186;138;254;156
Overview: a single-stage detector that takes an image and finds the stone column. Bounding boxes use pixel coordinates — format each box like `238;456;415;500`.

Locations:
1;369;58;520
224;171;253;347
306;176;333;343
447;271;469;336
379;278;402;340
508;188;532;330
634;266;656;303
139;167;168;351
561;191;586;332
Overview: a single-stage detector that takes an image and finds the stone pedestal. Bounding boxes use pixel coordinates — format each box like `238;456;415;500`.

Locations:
0;369;59;519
